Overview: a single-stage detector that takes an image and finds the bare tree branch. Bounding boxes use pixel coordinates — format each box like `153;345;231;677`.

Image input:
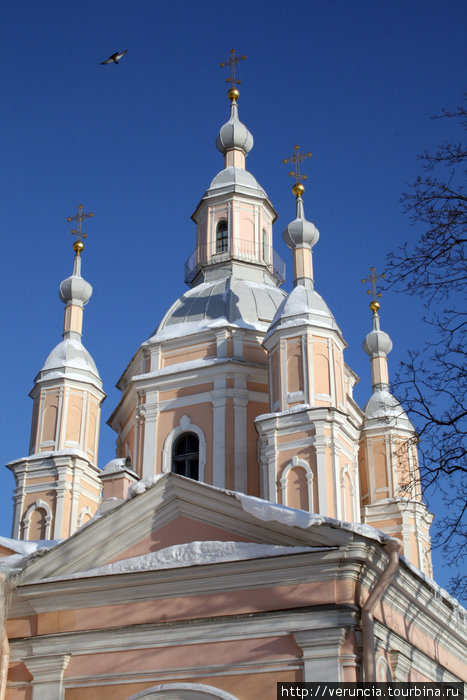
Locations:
385;97;467;598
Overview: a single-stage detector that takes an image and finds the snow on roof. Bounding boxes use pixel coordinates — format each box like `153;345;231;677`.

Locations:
236;493;398;544
399;554;466;619
43;541;326;581
7;448;91;468
255;403;313;422
0;537;60;575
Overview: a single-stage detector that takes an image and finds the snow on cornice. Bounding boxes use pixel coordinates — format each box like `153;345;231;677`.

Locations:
41;541;325;581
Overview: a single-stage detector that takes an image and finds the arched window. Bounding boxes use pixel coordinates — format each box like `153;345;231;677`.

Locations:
172;432;199;480
216;220;228;253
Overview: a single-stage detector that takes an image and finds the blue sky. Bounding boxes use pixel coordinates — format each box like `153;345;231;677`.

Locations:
1;0;465;598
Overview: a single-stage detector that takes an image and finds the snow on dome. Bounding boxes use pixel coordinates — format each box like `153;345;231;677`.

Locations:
37;338;102;386
149;277;285;342
363;389;414;431
266;284;341;338
207;167;266;198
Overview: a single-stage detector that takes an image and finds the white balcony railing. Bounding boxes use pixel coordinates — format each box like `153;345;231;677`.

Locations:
184;239;286;286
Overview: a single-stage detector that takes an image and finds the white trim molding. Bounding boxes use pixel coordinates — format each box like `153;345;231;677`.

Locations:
78;506;93;528
162;415;206;482
280;456;314;511
126;683;239;699
22;498;53;540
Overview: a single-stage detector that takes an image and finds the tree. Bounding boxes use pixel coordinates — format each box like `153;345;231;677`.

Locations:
386;99;466;598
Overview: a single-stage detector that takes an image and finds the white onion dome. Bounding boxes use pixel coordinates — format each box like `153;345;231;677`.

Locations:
58;254;92;307
216;100;253;157
363;308;393;357
59;275;92;307
282;197;319;250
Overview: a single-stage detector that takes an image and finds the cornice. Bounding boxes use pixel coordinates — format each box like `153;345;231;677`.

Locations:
9;606;359;661
11;547;361;615
373;620;464;683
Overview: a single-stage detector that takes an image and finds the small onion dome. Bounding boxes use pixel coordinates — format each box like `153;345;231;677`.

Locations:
363;310;393;357
59;274;92;307
282;196;319;250
216;101;253;157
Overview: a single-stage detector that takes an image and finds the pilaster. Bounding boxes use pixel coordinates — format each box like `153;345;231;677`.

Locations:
294;627;347;681
233;376;248;493
212;377;226;489
24;654;70;700
315;434;328;515
389;650;412;681
141;397;159;479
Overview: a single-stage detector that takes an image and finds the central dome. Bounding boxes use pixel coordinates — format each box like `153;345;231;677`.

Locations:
148;277;286;342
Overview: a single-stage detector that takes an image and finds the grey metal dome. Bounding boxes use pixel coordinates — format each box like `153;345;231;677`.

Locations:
266;284;342;338
148;277;286;342
282;197;320;250
37;338;102;387
59;274;92;307
363;389;413;431
363;314;393;357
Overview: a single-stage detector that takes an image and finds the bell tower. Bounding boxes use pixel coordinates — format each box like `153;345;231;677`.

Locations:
7;207;105;540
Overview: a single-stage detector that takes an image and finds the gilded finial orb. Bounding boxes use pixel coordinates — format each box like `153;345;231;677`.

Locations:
73;239;85;255
227;87;240;102
292;182;305;198
370;300;380;313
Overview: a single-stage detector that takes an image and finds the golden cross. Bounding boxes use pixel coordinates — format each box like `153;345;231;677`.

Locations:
67;204;94;244
361;266;386;302
282;145;312;185
220;49;246;90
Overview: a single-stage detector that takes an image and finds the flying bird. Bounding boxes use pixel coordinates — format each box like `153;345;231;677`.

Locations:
101;50;128;65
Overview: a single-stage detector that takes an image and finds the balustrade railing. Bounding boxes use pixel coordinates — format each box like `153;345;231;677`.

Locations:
184;239;286;286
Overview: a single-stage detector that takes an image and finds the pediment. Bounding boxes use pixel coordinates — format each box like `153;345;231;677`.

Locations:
16;473;356;584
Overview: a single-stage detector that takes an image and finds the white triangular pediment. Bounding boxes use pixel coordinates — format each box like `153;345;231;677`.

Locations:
15;473;362;584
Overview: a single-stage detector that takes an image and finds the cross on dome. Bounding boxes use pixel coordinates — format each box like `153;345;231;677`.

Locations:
361;266;386;312
282;145;312;198
220;49;246;101
67;204;94;255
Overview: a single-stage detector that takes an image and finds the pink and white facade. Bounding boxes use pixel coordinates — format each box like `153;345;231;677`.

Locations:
1;90;465;699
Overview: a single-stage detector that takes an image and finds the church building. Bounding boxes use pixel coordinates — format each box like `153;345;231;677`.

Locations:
0;57;465;699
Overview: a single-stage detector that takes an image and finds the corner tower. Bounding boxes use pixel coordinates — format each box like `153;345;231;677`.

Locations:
256;154;363;518
358;287;433;574
7;208;105;540
109;57;286;493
